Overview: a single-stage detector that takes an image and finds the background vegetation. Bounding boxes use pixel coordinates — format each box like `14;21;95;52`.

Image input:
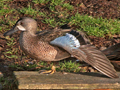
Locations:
0;0;120;89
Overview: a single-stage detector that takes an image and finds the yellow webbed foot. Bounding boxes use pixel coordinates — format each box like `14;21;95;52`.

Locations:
39;65;56;74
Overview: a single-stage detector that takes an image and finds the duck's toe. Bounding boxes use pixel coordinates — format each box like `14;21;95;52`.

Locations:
39;65;56;74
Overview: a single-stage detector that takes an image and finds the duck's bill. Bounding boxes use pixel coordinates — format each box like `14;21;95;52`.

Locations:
4;26;18;36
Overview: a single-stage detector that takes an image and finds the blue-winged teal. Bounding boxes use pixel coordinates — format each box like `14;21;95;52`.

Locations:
4;17;118;78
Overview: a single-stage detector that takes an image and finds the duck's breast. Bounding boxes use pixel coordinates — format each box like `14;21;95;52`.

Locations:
19;32;61;61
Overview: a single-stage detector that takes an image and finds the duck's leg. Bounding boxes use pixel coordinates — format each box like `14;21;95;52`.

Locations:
39;65;56;74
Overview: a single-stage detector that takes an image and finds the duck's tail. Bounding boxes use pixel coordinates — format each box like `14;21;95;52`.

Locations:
102;43;120;60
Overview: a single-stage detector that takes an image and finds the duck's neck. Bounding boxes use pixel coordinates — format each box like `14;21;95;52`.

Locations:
19;31;37;49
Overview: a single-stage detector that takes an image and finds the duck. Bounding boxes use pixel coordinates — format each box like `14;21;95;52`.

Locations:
4;17;118;78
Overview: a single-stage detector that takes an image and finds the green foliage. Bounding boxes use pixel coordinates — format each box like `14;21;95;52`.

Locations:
48;0;73;12
0;0;15;16
38;12;47;17
9;64;24;70
41;11;120;37
32;0;50;4
3;37;19;59
0;0;120;37
9;61;39;70
39;61;47;66
57;60;81;73
8;60;81;73
50;0;65;6
43;17;57;27
69;13;120;37
0;76;16;89
62;3;74;10
6;37;15;46
19;5;38;16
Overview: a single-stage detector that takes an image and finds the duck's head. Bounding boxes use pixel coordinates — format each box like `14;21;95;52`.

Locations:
4;17;37;36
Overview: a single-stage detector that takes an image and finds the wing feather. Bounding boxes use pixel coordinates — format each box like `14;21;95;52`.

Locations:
72;44;118;78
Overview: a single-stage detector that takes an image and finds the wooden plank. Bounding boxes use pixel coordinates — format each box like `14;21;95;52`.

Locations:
14;71;120;89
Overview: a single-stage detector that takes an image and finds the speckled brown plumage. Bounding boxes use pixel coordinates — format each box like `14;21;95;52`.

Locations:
4;17;119;78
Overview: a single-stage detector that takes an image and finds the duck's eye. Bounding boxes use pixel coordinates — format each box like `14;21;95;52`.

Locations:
20;22;23;25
